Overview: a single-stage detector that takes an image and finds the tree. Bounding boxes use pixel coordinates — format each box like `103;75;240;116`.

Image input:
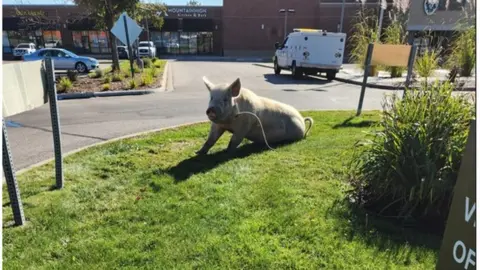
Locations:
186;0;201;6
73;0;139;71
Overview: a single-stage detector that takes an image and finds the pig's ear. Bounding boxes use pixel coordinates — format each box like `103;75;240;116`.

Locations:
202;76;214;91
229;78;241;97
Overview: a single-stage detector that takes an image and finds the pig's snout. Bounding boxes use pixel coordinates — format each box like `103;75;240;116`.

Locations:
206;107;217;120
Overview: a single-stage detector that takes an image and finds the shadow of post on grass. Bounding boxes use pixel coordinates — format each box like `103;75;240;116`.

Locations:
332;116;378;129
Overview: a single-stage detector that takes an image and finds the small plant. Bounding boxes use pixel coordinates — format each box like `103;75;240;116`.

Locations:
133;63;141;73
348;80;474;228
142;57;152;68
348;8;379;68
152;57;159;63
102;83;111;91
140;73;154;86
89;68;104;79
126;79;138;90
57;77;73;93
149;66;159;78
414;49;439;79
446;27;475;77
103;75;112;83
66;70;78;82
112;72;124;82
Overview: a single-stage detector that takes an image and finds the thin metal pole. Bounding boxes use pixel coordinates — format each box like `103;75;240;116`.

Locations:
339;0;346;33
356;43;374;116
377;1;385;41
403;45;418;98
2;119;26;226
45;57;64;189
284;12;288;39
123;14;135;78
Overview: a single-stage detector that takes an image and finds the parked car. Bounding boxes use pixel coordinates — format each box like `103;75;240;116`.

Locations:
23;48;99;73
138;41;156;58
13;43;37;60
117;46;129;59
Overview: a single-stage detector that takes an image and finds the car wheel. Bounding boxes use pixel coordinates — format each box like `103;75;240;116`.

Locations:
75;62;88;73
291;62;303;79
326;70;336;81
274;58;281;75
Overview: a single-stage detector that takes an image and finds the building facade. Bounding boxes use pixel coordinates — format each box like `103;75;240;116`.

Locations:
4;1;397;60
406;0;475;52
2;4;223;57
222;0;385;58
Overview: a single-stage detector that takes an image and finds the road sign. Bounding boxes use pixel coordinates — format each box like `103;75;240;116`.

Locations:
111;12;142;46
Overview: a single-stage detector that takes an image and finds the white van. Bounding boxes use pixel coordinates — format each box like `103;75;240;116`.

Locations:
273;28;346;80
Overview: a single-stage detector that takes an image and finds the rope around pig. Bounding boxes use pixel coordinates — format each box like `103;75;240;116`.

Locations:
235;111;275;151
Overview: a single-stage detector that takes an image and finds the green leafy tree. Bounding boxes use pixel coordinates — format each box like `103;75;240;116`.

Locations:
134;3;167;31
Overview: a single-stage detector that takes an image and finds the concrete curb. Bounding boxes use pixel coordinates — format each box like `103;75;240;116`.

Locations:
14;120;210;176
327;76;476;91
56;61;171;100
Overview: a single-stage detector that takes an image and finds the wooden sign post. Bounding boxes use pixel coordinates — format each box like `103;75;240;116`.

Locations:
436;120;476;270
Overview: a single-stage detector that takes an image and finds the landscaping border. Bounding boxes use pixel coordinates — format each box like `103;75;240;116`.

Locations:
322;75;477;92
15;119;209;176
56;61;171;100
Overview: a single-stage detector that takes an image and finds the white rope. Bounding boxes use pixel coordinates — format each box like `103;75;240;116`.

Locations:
235;111;275;150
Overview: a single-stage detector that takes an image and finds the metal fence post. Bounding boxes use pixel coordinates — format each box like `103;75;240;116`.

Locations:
44;57;64;189
2;119;26;226
356;43;375;116
403;44;418;98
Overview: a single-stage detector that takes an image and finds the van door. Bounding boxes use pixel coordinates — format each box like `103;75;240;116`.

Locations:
277;37;289;68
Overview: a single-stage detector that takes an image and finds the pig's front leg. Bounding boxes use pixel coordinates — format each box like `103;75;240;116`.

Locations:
226;128;250;154
196;123;225;155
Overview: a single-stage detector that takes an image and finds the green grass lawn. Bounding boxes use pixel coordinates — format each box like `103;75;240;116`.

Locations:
3;111;440;269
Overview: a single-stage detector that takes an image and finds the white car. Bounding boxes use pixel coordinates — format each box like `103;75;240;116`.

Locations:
273;28;346;81
138;41;156;58
13;43;37;60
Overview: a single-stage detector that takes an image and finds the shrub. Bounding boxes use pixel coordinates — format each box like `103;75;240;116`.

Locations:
133;63;141;73
103;75;112;83
66;70;78;82
383;21;406;78
125;79;138;90
152;57;159;63
89;68;104;79
414;49;439;79
102;83;111;91
57;77;73;93
348;80;474;229
140;73;154;86
348;8;379;68
142;57;152;68
112;72;123;82
446;27;475;77
149;66;159;78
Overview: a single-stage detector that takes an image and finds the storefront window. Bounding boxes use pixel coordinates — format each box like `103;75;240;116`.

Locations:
43;30;62;47
88;31;111;53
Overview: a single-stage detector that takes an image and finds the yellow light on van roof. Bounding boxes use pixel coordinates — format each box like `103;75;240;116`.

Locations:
293;28;323;32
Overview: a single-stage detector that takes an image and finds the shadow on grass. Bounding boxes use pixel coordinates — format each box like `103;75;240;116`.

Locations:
333;116;378;129
326;198;442;257
162;141;294;183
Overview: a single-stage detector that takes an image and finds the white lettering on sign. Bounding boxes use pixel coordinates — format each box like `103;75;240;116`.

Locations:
167;7;208;18
453;240;476;269
465;197;476;227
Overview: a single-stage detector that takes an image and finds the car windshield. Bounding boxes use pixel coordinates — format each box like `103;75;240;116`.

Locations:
139;42;150;46
17;44;30;48
64;50;78;57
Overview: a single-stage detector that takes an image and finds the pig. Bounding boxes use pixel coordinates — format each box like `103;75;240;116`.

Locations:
196;76;314;155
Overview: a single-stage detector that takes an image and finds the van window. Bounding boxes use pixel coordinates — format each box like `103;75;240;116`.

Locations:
280;37;289;48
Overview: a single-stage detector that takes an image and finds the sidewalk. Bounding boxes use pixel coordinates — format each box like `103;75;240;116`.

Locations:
80;54;272;62
336;66;476;91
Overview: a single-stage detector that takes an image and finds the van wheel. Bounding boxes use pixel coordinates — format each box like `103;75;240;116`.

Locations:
273;58;281;75
291;62;302;79
326;71;336;81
